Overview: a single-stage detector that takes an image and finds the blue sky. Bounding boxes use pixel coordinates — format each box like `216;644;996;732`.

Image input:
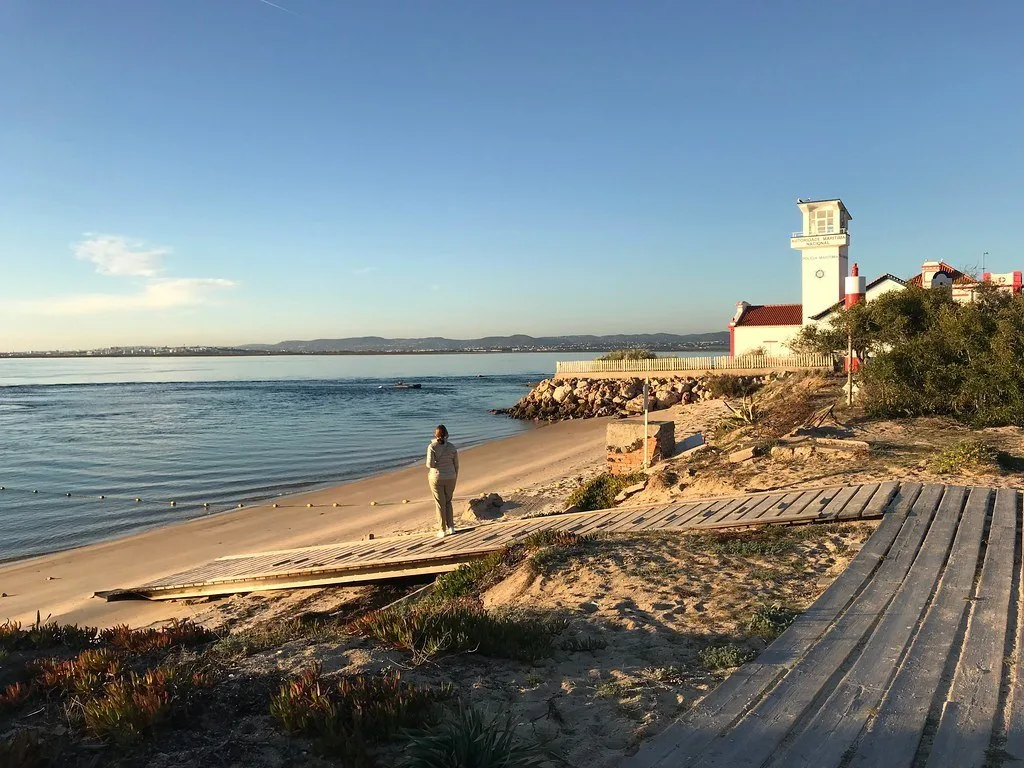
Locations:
1;0;1021;351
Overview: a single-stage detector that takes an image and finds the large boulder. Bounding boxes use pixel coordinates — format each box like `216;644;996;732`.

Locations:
463;492;505;522
552;384;572;404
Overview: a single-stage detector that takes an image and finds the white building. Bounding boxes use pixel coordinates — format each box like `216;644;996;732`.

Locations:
728;199;1021;356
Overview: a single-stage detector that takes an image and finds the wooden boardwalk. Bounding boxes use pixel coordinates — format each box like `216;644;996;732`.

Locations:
97;481;899;601
625;483;1024;768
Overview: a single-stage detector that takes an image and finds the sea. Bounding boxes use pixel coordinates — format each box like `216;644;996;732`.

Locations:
0;352;709;561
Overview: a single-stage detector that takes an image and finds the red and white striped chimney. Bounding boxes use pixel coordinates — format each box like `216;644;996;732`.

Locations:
845;263;866;308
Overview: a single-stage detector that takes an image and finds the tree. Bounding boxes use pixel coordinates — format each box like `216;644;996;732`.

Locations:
794;283;1024;426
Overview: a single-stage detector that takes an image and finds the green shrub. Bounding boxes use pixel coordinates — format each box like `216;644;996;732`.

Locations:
566;472;646;512
747;603;799;641
271;666;448;764
398;704;548;768
698;644;755;670
796;283;1024;427
348;603;566;662
429;552;506;604
597;349;657;361
929;440;998;474
704;374;760;399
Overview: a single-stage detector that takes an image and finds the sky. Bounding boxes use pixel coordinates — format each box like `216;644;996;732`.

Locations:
1;1;1022;351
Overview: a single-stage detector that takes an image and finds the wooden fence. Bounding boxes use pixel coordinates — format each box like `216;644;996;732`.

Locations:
554;353;836;376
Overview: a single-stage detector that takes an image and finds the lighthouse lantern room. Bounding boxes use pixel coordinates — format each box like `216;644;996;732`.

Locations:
791;199;852;322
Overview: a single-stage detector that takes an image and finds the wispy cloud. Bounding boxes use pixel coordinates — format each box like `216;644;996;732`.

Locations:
73;234;170;277
352;266;375;275
16;234;238;316
19;279;237;316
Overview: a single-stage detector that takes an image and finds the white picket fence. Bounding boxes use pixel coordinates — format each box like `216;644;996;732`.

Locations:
555;353;836;376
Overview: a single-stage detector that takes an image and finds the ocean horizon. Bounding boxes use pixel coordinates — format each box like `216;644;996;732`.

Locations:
0;352;705;561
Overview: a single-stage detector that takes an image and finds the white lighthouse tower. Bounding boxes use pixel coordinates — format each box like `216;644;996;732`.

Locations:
790;199;852;323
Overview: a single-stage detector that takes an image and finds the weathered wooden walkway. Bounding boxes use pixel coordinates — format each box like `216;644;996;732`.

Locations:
97;481;899;601
626;482;1024;768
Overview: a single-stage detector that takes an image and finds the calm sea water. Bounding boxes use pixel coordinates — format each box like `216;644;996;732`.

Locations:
0;353;706;561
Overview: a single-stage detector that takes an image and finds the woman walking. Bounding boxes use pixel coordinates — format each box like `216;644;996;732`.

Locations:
426;424;459;537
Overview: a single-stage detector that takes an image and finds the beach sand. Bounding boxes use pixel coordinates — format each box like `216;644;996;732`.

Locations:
0;418;609;629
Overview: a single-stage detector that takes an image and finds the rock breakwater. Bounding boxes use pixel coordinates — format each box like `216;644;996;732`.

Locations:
496;375;764;421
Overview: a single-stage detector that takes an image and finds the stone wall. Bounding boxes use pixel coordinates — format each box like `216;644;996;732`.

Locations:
606;419;675;474
496;376;714;421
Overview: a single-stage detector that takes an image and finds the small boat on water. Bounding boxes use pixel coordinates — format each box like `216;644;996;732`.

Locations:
391;381;422;389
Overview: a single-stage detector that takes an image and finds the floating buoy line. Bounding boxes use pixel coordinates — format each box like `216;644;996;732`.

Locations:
0;484;479;512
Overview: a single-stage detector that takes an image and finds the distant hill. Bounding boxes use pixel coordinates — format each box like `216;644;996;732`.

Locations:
239;332;729;354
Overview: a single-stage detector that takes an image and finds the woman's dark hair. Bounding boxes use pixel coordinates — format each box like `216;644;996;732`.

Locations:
435;424;448;443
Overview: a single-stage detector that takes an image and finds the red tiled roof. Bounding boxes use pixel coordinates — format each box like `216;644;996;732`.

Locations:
735;303;803;327
906;262;976;286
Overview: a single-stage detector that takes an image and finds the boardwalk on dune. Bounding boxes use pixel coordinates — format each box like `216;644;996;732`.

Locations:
625;482;1024;768
98;481;900;600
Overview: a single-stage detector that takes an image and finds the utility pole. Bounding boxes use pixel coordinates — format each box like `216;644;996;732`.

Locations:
643;377;650;469
846;324;853;406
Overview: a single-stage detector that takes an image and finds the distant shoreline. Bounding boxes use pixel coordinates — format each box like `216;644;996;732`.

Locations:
0;347;729;359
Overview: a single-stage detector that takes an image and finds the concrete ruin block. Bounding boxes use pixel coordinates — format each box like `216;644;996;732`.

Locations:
729;447;759;464
606;418;675;475
462;492;505;522
614;481;648;502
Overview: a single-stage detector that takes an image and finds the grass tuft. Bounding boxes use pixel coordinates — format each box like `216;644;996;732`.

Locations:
349;602;566;662
0;618;98;653
209;615;346;659
81;663;211;743
271;665;448;765
398;703;549;768
0;682;32;714
99;619;215;654
698;644;755;670
747;603;799;640
561;635;608;653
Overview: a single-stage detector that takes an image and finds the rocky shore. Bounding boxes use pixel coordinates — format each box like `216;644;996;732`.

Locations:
498;375;761;421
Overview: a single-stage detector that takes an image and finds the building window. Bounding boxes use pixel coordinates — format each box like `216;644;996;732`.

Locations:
811;208;836;234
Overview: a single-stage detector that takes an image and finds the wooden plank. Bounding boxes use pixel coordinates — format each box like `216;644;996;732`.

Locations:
625;482;919;768
924;487;1017;768
814;485;860;521
744;490;805;522
691;484;944;768
771;486;973;768
836;482;880;520
660;501;721;530
625;502;693;533
1005;491;1024;765
847;485;992;768
695;496;766;528
732;492;789;523
858;480;899;519
761;487;830;521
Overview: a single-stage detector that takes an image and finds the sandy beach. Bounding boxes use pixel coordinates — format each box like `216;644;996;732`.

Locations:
0;417;609;629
